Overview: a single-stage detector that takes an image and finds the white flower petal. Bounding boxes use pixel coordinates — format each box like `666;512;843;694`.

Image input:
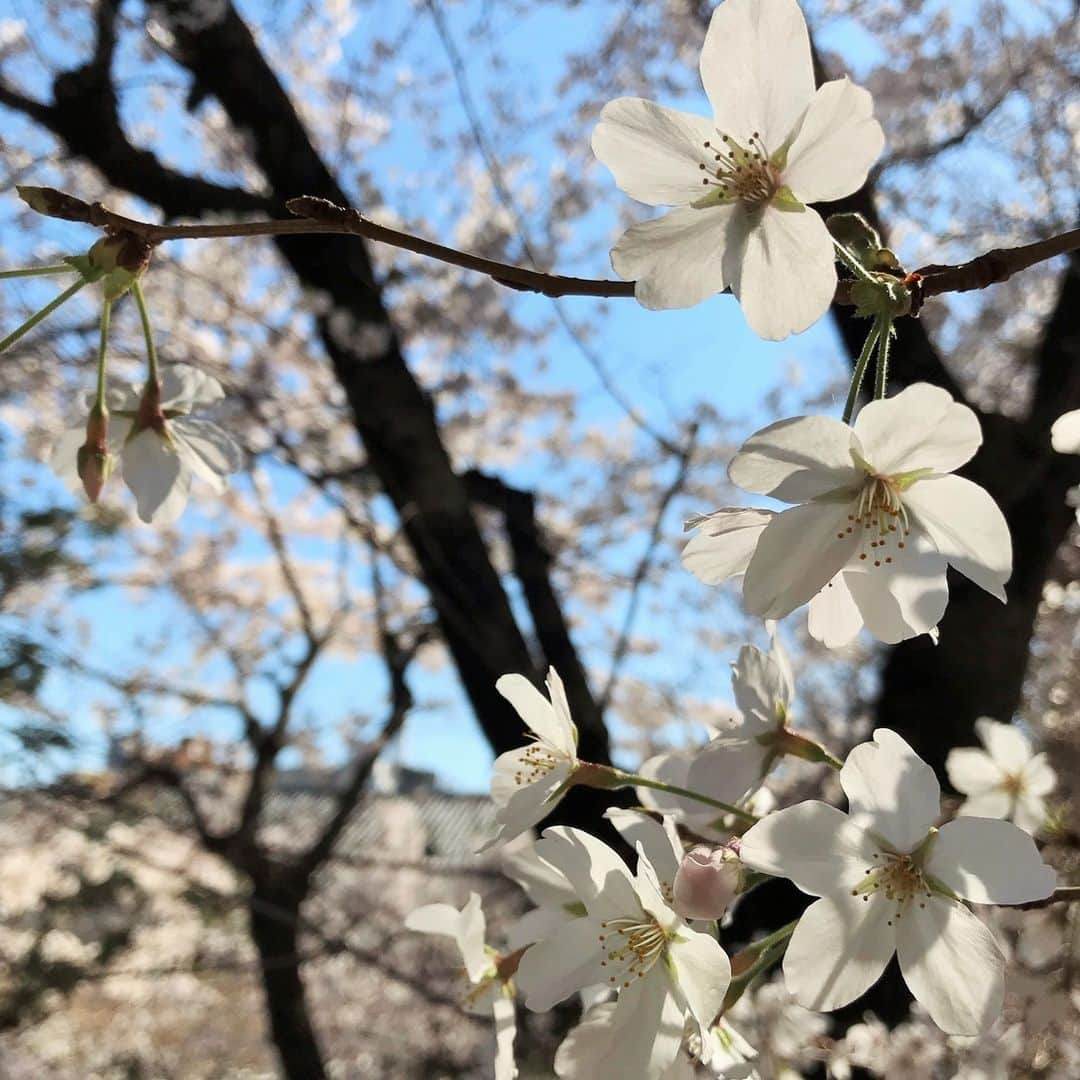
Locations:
841;728;940;853
158;364;225;411
144;467;192;525
945;748;1002;796
121;430;187;524
843;532;949;644
48;425;87;490
516;915;607;1012
606;809;682;892
667;925;731;1029
482;753;571;851
171;416;243;490
896;896;1004;1035
555;976;685;1080
592;98;717;206
782;77;884;202
496;672;576;758
1021;753;1056;797
101;378;141;412
807;573;864;648
738;800;879;896
852;384;982;477
699;0;814;149
505;905;576;952
635;749;698;817
925;817;1056;905
727;415;859;502
742;501;859;620
1012;794;1049;835
1050;408;1080;454
681;507;773;585
956;790;1012;820
490;747;568;808
534;827;640;922
501;841;576;909
554;1002;618;1079
613;204;743;310
783;892;896;1012
491;992;519;1080
729;205;837;340
686;737;770;808
903;475;1012;602
404;892;488;982
973;717;1032;770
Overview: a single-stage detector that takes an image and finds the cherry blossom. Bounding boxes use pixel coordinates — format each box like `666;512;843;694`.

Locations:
591;0;884;339
1050;409;1080;454
405;893;519;1080
683;383;1012;647
479;668;579;851
555;1002;759;1079
685;626;807;807
515;826;731;1079
502;808;683;948
738;729;1056;1034
50;364;242;524
946;718;1056;834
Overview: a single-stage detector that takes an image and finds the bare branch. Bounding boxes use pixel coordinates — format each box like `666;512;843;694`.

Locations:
18;188;1079;313
913;228;1080;303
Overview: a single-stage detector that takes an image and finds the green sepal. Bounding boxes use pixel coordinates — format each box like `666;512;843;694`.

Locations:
770;186;804;212
850;277;912;319
63;254;105;283
691;187;737;210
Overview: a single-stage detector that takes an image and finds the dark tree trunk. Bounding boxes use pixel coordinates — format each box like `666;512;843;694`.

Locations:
248;888;327;1080
145;0;615;768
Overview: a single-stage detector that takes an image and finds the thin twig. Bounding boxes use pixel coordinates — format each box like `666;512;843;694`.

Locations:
913;228;1080;301
1017;885;1080;911
17;188;1080;311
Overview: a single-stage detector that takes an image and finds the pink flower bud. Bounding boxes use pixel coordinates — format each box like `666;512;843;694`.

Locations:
672;844;741;920
76;406;113;503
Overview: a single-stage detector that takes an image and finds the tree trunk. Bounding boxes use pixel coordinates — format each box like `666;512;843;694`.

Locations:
147;0;613;768
247;889;327;1080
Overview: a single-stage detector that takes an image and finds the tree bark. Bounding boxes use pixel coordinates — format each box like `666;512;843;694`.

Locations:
247;887;327;1080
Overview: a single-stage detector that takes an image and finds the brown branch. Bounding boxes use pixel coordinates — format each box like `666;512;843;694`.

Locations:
1017;885;1080;911
16;187;1080;310
913;228;1080;301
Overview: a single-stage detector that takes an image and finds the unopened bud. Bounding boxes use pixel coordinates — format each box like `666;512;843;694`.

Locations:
87;234;153;300
672;844;742;921
76;406;113;502
16;186;93;223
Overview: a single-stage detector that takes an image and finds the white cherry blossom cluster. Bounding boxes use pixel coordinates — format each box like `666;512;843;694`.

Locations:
401;0;1073;1075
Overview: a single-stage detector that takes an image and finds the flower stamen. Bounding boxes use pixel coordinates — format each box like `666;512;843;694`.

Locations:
695;131;780;208
598;915;669;988
834;473;913;568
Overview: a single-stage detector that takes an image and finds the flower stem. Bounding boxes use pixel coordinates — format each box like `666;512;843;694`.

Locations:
873;314;893;400
0;277;88;355
841;320;881;425
611;770;758;824
0;263;79;281
832;239;878;284
720;919;798;1016
132;278;159;383
95;298;113;414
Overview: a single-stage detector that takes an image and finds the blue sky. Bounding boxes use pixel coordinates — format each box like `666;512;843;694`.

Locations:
0;0;858;793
